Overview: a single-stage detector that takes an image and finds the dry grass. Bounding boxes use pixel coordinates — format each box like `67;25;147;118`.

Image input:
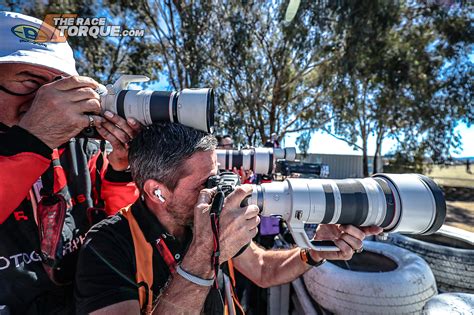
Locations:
428;164;474;188
445;201;474;232
423;165;474;232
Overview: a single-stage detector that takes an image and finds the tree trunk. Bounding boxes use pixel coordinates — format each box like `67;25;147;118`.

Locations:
373;151;379;175
362;134;369;177
373;128;384;174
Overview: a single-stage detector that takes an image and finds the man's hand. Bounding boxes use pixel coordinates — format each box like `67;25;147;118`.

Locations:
309;224;383;261
218;184;260;263
18;76;104;149
96;111;141;171
180;188;217;278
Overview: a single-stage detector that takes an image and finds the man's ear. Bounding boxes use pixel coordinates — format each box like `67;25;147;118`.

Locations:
143;179;171;204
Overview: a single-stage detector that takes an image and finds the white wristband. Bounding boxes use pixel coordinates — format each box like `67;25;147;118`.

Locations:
176;265;215;287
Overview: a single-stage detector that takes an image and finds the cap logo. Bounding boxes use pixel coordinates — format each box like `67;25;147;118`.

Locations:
11;24;49;42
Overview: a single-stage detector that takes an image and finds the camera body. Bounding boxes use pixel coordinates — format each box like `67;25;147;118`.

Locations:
205;171;241;196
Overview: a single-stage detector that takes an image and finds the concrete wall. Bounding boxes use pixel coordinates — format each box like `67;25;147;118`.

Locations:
298;154;383;179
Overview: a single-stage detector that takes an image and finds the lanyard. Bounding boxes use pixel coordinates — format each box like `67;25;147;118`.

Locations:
155;236;177;274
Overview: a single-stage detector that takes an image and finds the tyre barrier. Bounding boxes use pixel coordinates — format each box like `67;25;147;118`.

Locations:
303;241;437;315
422;293;474;315
379;225;474;293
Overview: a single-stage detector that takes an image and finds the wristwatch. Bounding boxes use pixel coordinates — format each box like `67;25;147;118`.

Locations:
300;248;326;267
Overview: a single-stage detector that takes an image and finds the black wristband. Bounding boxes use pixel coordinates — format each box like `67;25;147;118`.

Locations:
301;248;326;267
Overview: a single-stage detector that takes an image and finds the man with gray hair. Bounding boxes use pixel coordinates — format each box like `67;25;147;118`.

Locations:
75;122;382;315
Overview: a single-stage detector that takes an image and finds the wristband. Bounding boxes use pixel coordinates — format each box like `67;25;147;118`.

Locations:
176;265;215;286
300;248;326;267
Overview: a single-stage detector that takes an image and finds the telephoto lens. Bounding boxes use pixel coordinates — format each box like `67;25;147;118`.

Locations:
248;173;446;236
216;147;297;174
273;147;297;161
100;75;215;132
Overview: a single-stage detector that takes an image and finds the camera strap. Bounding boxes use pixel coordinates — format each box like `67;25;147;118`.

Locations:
84;139;109;226
205;188;226;313
35;149;68;285
209;189;225;289
207;188;246;314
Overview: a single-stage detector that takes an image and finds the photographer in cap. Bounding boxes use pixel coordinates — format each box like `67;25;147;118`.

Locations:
75;123;382;315
0;11;139;314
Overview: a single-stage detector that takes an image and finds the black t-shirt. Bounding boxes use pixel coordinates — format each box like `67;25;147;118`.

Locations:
75;200;192;314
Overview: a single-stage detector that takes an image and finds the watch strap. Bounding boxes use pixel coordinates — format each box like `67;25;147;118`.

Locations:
300;248;327;267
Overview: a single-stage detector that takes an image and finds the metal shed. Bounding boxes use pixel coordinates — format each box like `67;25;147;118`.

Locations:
298;153;383;179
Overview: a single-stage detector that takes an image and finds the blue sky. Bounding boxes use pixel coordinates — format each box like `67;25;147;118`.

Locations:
282;122;473;157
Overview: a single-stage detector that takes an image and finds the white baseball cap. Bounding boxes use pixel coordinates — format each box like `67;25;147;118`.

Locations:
0;11;78;76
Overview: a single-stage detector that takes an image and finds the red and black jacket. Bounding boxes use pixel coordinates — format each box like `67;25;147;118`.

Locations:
0;124;139;314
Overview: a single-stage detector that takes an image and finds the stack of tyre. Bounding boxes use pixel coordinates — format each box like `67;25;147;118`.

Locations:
380;225;473;294
380;225;474;314
302;225;474;314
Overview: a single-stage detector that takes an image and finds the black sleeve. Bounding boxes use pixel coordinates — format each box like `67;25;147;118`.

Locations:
75;216;138;314
0;125;52;157
104;164;133;182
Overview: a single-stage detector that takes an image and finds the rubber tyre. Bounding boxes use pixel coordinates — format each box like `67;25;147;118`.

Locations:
303;241;437;315
380;225;474;293
422;293;474;315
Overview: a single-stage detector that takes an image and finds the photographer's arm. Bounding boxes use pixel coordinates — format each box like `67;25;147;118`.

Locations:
233;224;383;288
99;161;139;215
0;126;51;223
151;245;214;315
94;111;141;214
1;76;102;223
233;241;312;288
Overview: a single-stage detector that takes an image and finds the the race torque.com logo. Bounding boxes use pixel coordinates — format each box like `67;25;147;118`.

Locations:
10;14;144;43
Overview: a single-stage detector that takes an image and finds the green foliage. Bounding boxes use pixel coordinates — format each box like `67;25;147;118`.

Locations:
205;1;335;146
384;144;433;174
316;0;472;175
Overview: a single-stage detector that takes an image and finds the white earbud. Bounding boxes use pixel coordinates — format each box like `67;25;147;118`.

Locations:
154;188;166;203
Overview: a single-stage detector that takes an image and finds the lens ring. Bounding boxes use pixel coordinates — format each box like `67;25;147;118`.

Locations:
172;91;179;124
417;174;446;235
373;177;396;229
207;89;215;133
